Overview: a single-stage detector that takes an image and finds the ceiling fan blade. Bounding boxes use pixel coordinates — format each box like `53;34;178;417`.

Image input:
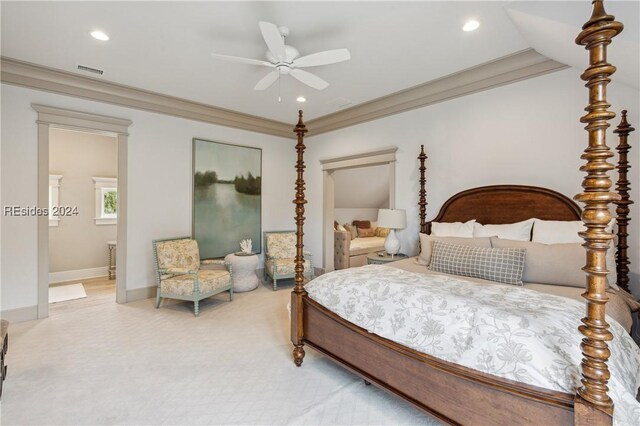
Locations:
258;21;286;61
211;53;274;67
254;70;280;90
293;49;351;68
290;69;329;90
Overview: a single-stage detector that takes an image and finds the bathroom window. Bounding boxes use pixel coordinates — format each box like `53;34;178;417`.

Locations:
93;177;117;225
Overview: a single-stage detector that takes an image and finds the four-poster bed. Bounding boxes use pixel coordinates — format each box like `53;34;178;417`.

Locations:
290;1;638;424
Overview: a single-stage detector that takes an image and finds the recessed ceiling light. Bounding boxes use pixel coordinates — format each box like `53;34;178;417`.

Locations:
90;31;109;41
296;96;307;103
462;20;480;32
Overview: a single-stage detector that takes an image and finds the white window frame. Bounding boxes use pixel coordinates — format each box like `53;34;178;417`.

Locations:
93;177;117;225
49;174;63;227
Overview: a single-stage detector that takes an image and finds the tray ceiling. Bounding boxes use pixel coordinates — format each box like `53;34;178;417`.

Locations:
1;2;638;124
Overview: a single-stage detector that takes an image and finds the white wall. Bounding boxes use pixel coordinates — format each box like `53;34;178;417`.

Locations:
2;67;639;315
334;208;379;225
304;68;640;296
1;83;296;313
333;164;390;209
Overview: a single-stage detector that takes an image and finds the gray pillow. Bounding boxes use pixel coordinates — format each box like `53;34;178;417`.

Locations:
418;234;491;265
429;241;526;285
490;237;619;290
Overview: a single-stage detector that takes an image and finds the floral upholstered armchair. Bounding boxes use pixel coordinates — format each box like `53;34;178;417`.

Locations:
264;231;313;291
152;237;233;316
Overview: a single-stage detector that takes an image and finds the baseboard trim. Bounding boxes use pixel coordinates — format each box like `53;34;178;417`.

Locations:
126;285;156;302
49;266;109;284
1;305;38;323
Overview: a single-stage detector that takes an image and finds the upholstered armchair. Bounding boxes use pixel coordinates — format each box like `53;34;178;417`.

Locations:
264;231;313;290
152;237;233;316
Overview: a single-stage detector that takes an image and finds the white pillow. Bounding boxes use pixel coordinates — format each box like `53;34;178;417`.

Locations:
531;220;584;244
431;220;476;237
532;219;615;244
473;219;534;241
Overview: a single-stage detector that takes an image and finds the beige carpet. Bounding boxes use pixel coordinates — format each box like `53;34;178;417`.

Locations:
3;280;440;425
48;283;87;303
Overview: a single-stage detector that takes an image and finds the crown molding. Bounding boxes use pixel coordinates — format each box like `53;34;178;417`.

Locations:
1;57;293;138
306;49;568;135
1;50;567;139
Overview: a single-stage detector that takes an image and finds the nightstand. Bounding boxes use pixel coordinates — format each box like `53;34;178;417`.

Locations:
366;252;408;265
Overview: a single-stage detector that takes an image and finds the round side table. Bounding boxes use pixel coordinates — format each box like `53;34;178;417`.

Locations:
224;253;259;292
366;252;408;265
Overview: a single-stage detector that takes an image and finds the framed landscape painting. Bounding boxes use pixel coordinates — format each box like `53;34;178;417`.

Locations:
193;139;262;259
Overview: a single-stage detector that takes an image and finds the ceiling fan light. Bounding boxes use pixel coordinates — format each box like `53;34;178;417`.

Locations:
462;20;480;32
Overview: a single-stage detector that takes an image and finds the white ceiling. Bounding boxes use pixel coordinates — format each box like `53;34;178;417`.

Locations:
505;1;639;89
2;1;638;124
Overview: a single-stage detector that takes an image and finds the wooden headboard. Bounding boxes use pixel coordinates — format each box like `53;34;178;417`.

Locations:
416;123;633;293
422;185;582;234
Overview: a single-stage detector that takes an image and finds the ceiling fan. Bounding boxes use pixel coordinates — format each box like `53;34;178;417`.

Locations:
211;21;351;91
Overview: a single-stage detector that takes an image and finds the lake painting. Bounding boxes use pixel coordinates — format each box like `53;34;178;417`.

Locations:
193;139;261;259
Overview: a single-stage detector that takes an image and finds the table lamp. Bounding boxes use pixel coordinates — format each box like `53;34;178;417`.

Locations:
377;209;407;257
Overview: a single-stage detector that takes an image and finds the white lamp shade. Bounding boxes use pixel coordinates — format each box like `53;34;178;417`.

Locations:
377;209;406;229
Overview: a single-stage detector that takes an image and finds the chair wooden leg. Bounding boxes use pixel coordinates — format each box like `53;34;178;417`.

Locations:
273;277;277;291
194;300;200;317
229;288;234;301
155;291;161;309
1;334;7;400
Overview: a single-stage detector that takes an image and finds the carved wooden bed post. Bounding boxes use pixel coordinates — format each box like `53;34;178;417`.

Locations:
418;145;428;234
574;0;623;422
613;110;634;293
291;110;308;367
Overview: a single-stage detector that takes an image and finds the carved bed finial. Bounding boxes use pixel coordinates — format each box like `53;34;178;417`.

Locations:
418;145;428;234
574;0;623;416
292;110;308;367
613;110;634;293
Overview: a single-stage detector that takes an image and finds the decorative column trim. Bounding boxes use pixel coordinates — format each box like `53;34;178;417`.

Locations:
573;0;623;416
291;110;308;367
418;145;428;234
613;110;634;293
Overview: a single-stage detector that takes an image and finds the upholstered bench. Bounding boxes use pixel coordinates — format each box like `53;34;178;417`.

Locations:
1;319;8;399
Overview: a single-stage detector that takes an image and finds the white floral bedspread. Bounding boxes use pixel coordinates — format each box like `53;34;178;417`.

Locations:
306;265;640;425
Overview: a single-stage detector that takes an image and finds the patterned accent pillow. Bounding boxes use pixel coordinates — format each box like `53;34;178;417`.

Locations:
343;223;357;241
429;241;526;285
357;227;375;238
375;227;390;237
353;220;371;229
